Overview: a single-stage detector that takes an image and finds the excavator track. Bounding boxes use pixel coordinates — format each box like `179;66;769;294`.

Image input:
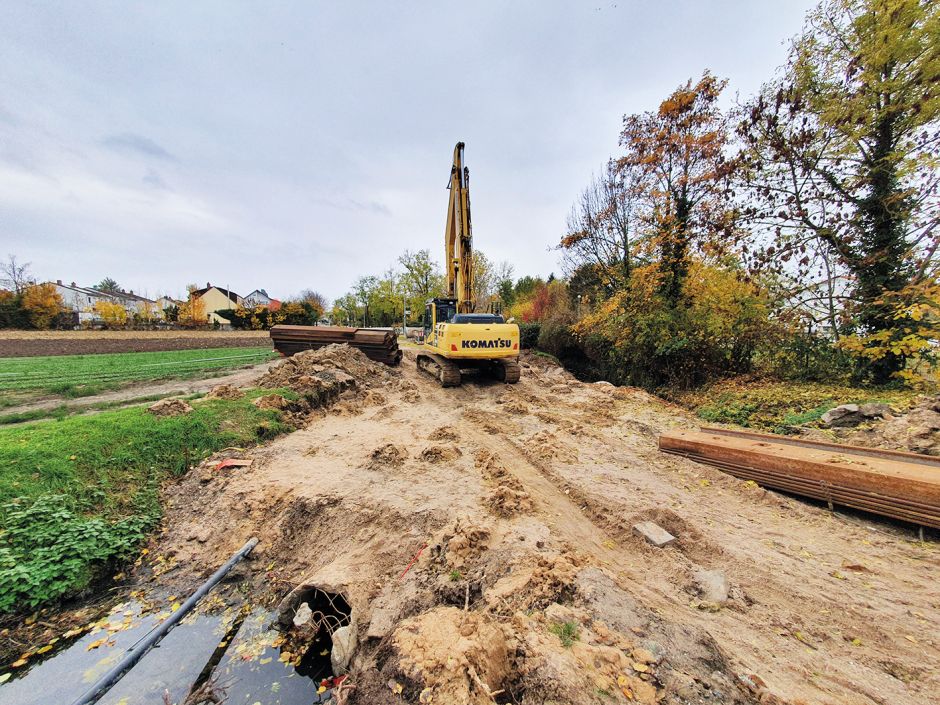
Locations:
417;352;462;387
498;358;521;384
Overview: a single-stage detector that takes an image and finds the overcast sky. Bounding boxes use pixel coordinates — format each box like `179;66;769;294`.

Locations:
0;1;816;301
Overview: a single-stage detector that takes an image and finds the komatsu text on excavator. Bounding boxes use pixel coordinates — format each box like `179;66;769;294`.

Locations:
416;142;521;387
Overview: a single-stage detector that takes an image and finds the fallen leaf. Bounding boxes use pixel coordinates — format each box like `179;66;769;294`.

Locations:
388;679;403;694
10;658;27;668
632;662;649;673
904;635;918;644
0;673;10;684
259;657;272;665
35;645;53;655
86;638;108;651
320;649;329;656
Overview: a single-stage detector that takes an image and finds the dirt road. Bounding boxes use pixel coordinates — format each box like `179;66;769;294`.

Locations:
148;348;938;704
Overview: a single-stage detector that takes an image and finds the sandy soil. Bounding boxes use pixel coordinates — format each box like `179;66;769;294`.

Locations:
141;348;938;705
0;330;270;357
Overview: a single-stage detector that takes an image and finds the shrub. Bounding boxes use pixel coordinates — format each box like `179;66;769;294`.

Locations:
0;495;155;611
518;322;541;349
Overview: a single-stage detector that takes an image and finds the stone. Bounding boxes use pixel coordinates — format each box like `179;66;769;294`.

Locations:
367;605;400;640
632;521;676;548
330;624;357;674
693;568;730;604
859;402;893;419
292;601;313;627
821;404;861;428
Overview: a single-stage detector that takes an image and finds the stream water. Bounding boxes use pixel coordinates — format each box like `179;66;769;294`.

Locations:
0;599;326;705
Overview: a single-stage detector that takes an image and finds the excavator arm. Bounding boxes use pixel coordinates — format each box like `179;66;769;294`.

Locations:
445;141;474;314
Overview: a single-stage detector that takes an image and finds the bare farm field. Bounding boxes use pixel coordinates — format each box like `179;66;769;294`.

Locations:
0;329;270;357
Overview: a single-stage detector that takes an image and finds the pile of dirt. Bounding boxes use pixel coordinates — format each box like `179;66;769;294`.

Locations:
256;345;400;410
147;398;193;416
475;449;533;516
204;383;244;400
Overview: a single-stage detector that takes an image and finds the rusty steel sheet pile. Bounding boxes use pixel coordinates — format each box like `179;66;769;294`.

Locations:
270;324;402;366
659;427;940;528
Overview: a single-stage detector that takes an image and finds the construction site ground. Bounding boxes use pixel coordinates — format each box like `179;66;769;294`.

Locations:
10;345;936;705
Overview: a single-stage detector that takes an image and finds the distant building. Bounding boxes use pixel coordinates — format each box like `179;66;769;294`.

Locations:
191;283;242;325
108;289;157;317
243;288;282;311
49;280;113;324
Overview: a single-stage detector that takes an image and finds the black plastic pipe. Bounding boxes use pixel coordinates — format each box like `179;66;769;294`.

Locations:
68;536;259;705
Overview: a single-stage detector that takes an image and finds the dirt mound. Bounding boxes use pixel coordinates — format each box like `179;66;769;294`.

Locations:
258;344;397;393
419;445;462;463
147;398;193;416
368;443;407;470
205;383;244;400
475;450;533;516
384;607;512;705
428;425;459;441
252;393;290;410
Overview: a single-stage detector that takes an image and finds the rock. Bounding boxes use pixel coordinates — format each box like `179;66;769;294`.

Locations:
859;402;893;419
693;568;729;604
147;399;194;416
292;602;313;627
330;624;357;674
632;521;676;548
821;404;861;427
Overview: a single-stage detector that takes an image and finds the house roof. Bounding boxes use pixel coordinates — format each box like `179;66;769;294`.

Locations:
192;285;240;304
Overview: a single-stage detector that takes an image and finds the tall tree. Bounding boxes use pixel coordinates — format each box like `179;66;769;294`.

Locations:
297;289;329;317
1;255;34;294
560;160;640;292
739;0;940;382
619;72;738;303
95;277;121;293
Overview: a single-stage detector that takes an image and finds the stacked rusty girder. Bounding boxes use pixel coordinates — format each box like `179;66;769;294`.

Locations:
659;427;940;529
269;325;402;366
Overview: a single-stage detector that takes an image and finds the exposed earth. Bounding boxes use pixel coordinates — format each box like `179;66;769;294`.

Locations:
108;345;939;705
5;346;929;703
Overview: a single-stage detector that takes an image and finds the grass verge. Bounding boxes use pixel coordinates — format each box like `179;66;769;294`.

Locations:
668;377;919;433
0;388;296;613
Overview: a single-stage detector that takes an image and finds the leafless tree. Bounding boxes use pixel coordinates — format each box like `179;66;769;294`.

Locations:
1;254;35;293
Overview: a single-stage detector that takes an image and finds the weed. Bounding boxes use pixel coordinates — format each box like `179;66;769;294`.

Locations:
548;620;580;647
448;569;462;582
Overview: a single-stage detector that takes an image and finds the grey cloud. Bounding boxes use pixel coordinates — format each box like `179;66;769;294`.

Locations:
102;133;176;161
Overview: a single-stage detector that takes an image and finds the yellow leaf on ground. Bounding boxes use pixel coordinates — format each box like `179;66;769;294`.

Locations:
0;673;11;684
10;659;27;668
36;645;53;655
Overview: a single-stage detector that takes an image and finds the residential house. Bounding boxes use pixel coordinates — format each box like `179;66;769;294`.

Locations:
50;280;113;324
191;283;242;325
154;296;182;316
109;289;158;319
243;288;281;311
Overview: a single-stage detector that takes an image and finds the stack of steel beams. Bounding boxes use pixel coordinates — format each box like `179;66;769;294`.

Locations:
659;427;940;528
270;325;402;365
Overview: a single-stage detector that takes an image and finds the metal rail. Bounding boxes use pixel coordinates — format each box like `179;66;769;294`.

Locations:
67;537;259;705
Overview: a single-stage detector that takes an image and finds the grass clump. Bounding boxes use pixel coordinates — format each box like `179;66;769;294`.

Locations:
0;388;294;613
548;620;580;647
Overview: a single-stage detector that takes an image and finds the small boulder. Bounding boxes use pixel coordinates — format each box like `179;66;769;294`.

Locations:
252;394;289;410
632;521;676;548
292;602;313;627
859;402;893;419
148;399;194;417
330;624;357;674
693;568;730;604
821;404;861;427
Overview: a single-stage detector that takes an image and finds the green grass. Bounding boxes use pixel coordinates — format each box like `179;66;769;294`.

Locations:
548;620;580;648
0;346;275;397
0;388;296;612
670;377;919;433
0;392;193;425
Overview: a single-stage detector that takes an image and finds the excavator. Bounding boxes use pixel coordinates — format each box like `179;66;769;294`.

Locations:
416;142;521;387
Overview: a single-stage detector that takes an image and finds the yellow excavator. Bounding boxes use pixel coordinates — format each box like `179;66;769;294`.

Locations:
416;142;521;387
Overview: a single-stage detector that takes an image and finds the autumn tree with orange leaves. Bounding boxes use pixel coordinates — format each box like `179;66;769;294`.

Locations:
618;72;739;303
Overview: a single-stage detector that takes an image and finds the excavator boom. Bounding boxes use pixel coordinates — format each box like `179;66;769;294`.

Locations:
445;142;474;314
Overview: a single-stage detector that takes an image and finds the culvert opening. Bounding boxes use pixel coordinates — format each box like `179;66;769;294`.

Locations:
285;587;353;682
